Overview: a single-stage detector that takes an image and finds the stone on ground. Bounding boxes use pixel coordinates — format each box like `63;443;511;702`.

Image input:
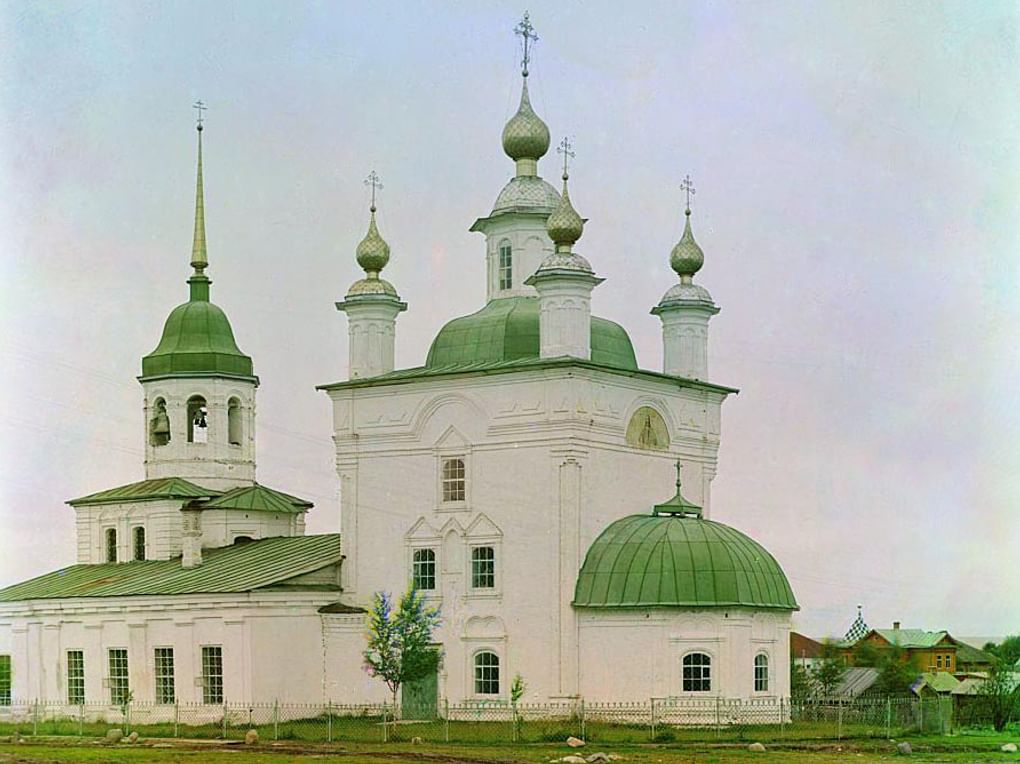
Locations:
748;742;766;752
586;753;610;763
1002;743;1018;753
244;729;259;745
606;756;624;762
152;743;174;748
126;731;139;744
105;729;123;743
411;736;424;745
561;756;587;764
567;736;586;748
896;741;912;755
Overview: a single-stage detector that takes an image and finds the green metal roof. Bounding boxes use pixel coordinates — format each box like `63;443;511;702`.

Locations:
0;534;341;601
141;289;255;381
573;514;798;610
872;629;955;649
425;296;637;371
918;672;961;693
68;477;219;507
202;484;312;513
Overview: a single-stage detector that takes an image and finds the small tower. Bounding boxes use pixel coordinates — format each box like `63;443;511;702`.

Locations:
140;106;258;490
651;176;719;380
525;141;603;359
336;172;407;380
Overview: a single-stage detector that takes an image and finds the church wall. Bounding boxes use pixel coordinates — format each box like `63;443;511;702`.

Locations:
74;500;184;564
198;509;300;547
322;613;389;703
326;365;728;703
577;609;792;702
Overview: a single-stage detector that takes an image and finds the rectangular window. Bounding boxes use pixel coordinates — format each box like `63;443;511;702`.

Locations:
105;528;117;563
0;655;11;706
936;654;943;669
441;458;466;503
154;648;175;704
202;646;223;704
66;650;85;705
412;548;437;590
108;648;129;705
471;546;495;589
133;526;146;561
754;656;769;692
498;242;513;291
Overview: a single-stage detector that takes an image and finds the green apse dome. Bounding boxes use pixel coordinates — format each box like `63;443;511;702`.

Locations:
573;513;798;611
141;276;254;380
425;296;637;370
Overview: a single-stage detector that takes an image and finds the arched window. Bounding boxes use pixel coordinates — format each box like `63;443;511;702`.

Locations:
474;651;500;695
498;240;512;291
682;652;711;692
470;546;495;589
441;458;466;503
227;398;242;446
132;527;146;561
754;653;769;692
412;548;436;590
105;528;117;563
187;396;208;443
150;398;171;447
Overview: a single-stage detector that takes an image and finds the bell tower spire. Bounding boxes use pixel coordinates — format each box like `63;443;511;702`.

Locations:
188;101;211;302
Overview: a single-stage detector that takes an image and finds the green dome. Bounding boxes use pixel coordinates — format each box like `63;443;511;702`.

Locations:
142;293;254;380
426;296;637;370
574;514;798;610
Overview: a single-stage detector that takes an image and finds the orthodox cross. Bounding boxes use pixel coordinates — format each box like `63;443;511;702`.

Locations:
680;174;696;214
556;136;574;178
675;460;683;492
364;170;383;211
193;100;207;129
514;11;538;77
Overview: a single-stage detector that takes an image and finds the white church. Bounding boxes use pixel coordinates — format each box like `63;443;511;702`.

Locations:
0;17;797;713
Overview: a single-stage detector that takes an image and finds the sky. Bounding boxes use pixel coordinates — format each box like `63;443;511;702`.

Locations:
1;0;1018;641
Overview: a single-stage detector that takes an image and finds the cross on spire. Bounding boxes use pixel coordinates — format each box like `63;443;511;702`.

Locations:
680;174;696;215
193;100;207;131
514;11;538;77
557;136;574;179
675;460;682;492
364;170;383;211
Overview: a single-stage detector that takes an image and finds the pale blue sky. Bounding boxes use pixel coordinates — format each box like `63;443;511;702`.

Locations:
1;0;1018;638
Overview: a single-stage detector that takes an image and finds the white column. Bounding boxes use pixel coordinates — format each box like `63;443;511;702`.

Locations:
556;458;582;696
528;271;602;360
655;303;717;381
338;297;406;380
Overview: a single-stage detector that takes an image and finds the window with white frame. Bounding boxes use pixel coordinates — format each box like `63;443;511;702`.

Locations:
470;546;495;589
474;651;500;695
412;548;437;590
202;646;223;704
754;653;769;692
0;655;11;706
441;457;466;503
105;528;117;563
498;240;512;291
682;652;711;692
154;647;175;704
66;650;85;705
108;648;129;705
133;526;146;561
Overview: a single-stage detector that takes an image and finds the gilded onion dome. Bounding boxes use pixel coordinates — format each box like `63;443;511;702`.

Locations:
670;210;705;281
502;79;551;163
355;207;391;275
546;173;584;250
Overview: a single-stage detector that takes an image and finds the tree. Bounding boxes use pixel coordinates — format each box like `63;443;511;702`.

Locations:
790;662;812;701
976;657;1020;732
363;588;442;714
811;641;847;697
984;635;1020;667
871;644;920;696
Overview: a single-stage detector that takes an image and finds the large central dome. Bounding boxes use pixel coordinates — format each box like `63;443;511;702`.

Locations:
573;513;798;610
141;297;253;380
426;296;637;370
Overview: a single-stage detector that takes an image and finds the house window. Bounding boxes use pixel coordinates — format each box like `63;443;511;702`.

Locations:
108;648;129;705
682;652;711;692
202;646;223;704
412;548;436;591
754;653;769;692
936;654;943;669
474;651;500;695
471;546;495;589
154;648;175;704
132;527;146;561
67;650;85;705
0;655;11;706
227;397;242;446
105;528;117;563
441;458;466;503
498;240;512;291
187;395;208;443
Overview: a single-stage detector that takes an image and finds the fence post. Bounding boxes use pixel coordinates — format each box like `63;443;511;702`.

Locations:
79;702;84;737
221;702;227;739
918;696;923;733
273;699;279;741
886;698;891;739
715;696;721;739
327;700;333;743
580;698;586;741
837;700;843;741
32;699;39;736
650;698;656;741
444;699;450;743
382;705;388;743
780;697;785;737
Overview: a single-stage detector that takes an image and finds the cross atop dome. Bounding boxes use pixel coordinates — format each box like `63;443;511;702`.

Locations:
514;11;538;77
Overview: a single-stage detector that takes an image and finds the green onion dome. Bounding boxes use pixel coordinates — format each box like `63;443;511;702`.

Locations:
141;283;254;380
574;513;798;610
502;79;550;162
670;211;705;279
546;174;584;249
426;296;636;369
355;208;391;274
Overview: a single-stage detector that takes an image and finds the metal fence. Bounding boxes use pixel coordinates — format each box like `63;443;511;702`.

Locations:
0;695;964;745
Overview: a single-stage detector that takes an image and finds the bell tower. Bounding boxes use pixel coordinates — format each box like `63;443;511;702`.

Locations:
139;106;258;490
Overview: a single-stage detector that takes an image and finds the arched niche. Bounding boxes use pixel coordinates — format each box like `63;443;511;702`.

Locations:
625;406;670;451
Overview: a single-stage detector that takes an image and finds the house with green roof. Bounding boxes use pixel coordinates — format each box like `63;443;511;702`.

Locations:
845;623;963;675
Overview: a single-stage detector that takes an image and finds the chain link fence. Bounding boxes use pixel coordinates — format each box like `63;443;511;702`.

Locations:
0;695;968;745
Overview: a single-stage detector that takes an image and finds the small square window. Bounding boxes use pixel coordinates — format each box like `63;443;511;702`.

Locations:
471;546;495;589
442;458;466;503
